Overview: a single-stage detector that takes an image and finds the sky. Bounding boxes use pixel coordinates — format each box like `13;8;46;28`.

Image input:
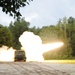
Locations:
0;0;75;28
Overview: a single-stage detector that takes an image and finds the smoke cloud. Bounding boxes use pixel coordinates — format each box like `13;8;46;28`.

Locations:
19;31;64;61
0;46;15;62
19;31;43;61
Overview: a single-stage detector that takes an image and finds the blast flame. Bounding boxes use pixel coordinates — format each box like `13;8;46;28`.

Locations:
42;42;64;53
19;31;64;62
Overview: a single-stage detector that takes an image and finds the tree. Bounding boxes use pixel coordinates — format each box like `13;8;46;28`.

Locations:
68;17;75;38
0;26;13;47
0;0;33;18
68;17;75;56
9;18;30;50
29;26;41;35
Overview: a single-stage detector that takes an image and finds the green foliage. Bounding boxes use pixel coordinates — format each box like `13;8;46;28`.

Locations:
43;17;75;60
0;0;33;18
0;26;13;47
39;25;59;43
9;18;30;50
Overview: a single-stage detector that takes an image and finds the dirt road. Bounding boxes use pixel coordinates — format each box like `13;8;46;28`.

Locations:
0;62;75;75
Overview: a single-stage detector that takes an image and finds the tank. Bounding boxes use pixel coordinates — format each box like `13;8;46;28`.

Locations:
14;50;26;62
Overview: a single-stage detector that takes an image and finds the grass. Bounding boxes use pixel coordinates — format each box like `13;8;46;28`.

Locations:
44;60;75;64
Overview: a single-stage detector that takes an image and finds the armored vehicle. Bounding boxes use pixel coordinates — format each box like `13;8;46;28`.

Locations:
14;50;26;62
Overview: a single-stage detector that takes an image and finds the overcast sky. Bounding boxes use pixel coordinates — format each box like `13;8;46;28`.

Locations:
0;0;75;28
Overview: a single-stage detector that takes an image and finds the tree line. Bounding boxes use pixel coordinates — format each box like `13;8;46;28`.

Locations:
0;16;75;60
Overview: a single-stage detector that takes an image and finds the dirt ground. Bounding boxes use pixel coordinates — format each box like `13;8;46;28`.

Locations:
0;62;75;75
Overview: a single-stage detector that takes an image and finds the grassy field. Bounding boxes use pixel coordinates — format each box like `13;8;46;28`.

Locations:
44;60;75;64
